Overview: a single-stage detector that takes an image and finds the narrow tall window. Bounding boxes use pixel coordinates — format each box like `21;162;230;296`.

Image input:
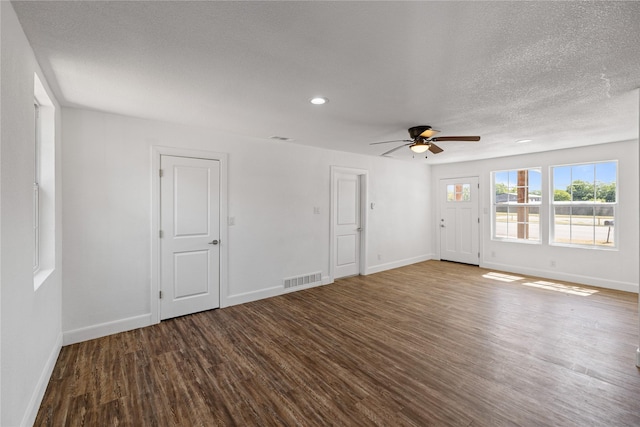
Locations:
33;73;55;289
33;102;41;272
492;168;542;242
551;161;617;248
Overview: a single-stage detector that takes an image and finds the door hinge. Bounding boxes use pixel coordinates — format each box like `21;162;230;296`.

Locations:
478;217;480;223
159;169;164;177
478;252;480;258
159;291;163;299
159;230;164;238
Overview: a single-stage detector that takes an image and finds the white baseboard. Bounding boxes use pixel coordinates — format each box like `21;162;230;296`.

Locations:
22;332;63;427
480;261;639;293
63;313;153;346
224;277;332;308
365;254;434;275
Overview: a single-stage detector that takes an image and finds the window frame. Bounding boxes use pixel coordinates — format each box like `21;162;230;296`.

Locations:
33;73;56;290
33;101;41;273
491;167;542;244
550;161;618;250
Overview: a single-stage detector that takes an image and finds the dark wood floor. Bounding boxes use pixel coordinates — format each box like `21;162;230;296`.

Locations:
36;261;640;426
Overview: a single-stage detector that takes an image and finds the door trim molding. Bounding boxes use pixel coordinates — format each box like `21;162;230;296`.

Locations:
151;146;229;324
329;166;368;281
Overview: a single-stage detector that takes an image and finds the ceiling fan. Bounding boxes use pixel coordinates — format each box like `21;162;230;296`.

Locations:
371;126;481;157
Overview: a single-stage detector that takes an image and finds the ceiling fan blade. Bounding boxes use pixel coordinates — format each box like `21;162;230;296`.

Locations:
370;139;411;145
420;128;440;138
433;136;481;142
428;142;444;154
381;143;411;156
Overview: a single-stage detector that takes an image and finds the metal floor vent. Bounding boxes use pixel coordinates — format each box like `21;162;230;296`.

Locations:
284;272;322;289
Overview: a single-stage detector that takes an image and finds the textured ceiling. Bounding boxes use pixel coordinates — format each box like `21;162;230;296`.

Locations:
12;1;640;164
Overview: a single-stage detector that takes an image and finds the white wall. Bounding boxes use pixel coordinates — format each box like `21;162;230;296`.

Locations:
0;3;63;426
61;108;433;342
432;140;639;292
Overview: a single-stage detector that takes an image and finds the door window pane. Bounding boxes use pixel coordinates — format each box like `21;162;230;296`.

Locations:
448;183;471;202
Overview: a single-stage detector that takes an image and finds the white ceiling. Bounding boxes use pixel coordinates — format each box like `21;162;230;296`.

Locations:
12;1;640;164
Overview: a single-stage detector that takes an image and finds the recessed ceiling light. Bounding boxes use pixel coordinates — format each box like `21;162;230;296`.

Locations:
310;97;328;105
515;139;533;144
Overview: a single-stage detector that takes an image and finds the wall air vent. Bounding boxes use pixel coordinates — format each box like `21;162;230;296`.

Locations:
283;272;322;289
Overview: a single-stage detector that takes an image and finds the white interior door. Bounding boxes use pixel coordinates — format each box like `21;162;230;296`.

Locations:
333;172;361;279
160;155;220;320
440;177;480;265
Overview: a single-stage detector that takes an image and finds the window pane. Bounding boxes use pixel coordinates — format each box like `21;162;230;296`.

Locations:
506;206;518;239
595;162;616;202
462;184;471;201
553;206;567;244
495;171;509;201
508;170;517;190
553;166;571;201
447;184;454;201
454;184;462;201
570;206;594;245
571;164;595;201
596;206;615;246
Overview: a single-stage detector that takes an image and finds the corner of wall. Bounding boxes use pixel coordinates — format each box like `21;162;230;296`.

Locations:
21;333;62;427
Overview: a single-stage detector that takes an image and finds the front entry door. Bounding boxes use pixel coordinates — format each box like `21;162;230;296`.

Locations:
440;177;479;265
160;155;220;320
333;171;361;279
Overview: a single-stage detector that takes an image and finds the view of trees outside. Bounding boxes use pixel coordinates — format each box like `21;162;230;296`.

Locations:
493;162;617;247
552;162;616;246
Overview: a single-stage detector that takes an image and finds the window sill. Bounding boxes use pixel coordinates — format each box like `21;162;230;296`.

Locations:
34;268;54;291
491;238;541;245
549;242;619;251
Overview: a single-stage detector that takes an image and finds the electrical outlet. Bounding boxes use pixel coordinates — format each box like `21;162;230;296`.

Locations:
377;254;382;261
313;207;320;215
491;251;496;258
550;260;556;267
228;216;235;226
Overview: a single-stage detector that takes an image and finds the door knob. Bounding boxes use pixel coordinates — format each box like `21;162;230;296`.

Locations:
440;224;445;228
209;239;219;245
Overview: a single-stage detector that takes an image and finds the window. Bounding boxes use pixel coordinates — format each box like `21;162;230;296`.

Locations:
33;102;41;272
446;183;471;202
492;168;541;242
33;74;55;289
551;161;617;248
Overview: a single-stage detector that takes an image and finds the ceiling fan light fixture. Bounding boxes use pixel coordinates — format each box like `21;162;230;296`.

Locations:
410;142;430;153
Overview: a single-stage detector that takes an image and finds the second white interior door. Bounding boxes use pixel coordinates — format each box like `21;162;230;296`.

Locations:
333;171;361;279
160;155;220;320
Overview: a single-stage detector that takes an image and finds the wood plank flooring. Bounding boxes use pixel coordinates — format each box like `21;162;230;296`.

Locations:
36;261;640;426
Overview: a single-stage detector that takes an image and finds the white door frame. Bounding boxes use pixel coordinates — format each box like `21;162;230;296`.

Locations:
151;146;228;324
437;176;481;264
329;166;368;281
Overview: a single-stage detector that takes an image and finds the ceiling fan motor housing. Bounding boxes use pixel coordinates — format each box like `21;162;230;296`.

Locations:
408;125;432;140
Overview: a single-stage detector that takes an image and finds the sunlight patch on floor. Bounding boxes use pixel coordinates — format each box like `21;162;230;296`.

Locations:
482;272;525;282
483;272;598;296
522;280;598;296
